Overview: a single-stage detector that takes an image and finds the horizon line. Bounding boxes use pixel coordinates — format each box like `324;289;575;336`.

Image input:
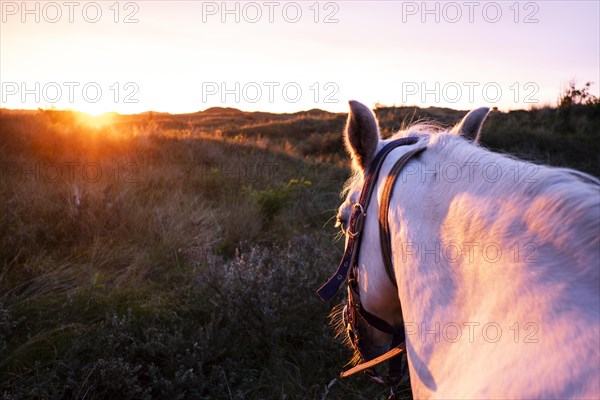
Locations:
0;103;554;117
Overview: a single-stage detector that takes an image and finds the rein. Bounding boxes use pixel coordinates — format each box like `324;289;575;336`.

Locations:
317;137;426;398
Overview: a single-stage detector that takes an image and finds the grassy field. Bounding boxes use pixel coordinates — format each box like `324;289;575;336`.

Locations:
1;103;599;399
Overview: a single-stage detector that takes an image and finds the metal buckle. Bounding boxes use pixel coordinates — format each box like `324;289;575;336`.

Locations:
347;203;366;238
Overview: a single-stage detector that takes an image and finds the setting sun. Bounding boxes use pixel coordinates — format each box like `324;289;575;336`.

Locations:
76;111;116;129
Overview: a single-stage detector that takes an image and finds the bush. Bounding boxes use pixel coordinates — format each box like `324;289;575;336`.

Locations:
247;178;312;223
1;235;385;399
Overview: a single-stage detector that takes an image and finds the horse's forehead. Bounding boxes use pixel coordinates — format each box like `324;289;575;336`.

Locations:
341;172;361;199
350;181;361;197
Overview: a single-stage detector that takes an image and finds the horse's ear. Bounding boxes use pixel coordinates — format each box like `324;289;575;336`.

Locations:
345;100;380;171
451;107;490;143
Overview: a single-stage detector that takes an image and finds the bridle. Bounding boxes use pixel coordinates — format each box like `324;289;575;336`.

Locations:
317;137;426;399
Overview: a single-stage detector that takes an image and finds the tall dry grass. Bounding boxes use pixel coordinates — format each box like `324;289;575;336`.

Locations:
1;102;598;399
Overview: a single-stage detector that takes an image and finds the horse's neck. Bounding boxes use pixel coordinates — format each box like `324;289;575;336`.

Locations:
389;139;600;399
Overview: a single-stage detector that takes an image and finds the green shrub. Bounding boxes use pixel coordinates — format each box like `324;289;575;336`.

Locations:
247;178;312;223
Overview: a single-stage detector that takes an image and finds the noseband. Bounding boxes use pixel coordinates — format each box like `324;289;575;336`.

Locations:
317;137;426;398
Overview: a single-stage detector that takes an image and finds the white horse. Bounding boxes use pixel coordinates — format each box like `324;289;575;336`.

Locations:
335;101;600;399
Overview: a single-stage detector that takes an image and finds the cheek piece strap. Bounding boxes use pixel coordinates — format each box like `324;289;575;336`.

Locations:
317;137;427;399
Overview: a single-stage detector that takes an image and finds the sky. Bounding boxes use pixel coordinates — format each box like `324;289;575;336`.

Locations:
1;0;599;114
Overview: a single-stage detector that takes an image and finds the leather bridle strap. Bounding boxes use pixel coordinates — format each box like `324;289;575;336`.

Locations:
378;147;427;286
317;136;428;394
359;303;405;336
339;146;426;383
317;137;420;301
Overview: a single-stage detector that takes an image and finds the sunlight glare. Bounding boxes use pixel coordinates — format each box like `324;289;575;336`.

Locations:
76;111;116;129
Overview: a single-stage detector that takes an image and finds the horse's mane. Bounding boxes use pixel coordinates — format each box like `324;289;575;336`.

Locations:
401;124;599;277
343;123;599;275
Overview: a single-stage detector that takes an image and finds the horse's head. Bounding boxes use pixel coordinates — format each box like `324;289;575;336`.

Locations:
332;101;490;368
333;101;404;363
